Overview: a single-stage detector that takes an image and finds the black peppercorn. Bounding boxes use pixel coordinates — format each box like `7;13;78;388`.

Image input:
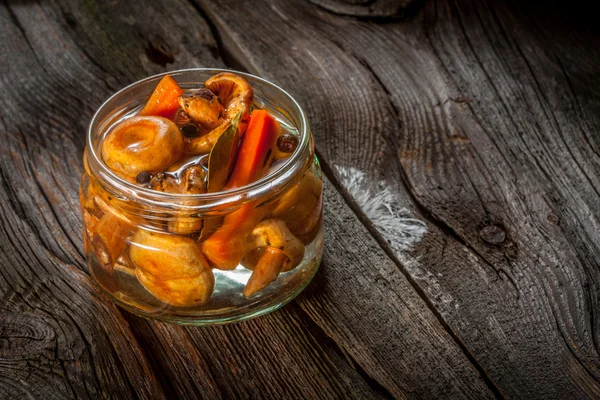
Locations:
277;133;298;153
136;171;152;184
181;124;198;138
194;88;216;101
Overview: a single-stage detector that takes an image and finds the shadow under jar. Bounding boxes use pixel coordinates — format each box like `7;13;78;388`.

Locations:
80;69;323;325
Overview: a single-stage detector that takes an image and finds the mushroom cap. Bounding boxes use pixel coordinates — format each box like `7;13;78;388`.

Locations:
205;72;253;120
136;267;214;307
101;115;184;179
178;90;223;130
130;229;210;281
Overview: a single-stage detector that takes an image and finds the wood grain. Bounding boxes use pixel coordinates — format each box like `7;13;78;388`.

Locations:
0;0;497;398
3;0;598;397
309;0;420;19
127;302;386;399
0;0;216;397
195;0;600;398
126;176;495;399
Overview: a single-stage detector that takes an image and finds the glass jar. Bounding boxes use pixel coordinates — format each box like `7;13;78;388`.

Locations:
80;69;323;325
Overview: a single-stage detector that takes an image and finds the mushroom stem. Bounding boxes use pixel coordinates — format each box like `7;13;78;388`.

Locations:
184;122;228;155
92;211;133;274
243;247;287;297
271;172;323;244
248;219;305;272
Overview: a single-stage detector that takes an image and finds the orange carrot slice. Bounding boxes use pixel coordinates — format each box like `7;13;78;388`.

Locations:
201;204;264;270
139;74;184;119
224;110;279;190
201;110;280;270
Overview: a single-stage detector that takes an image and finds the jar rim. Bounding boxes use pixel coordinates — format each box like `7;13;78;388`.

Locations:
86;68;310;210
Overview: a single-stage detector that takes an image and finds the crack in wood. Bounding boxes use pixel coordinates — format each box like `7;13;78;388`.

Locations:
318;153;505;400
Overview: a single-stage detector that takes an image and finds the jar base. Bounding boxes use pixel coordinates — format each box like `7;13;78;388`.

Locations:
89;228;323;325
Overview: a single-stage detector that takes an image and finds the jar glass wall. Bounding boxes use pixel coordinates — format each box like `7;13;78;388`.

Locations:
80;69;323;325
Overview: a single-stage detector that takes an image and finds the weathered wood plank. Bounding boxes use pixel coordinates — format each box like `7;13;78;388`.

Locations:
127;302;387;399
0;0;496;398
308;0;419;19
127;176;495;399
409;2;600;397
0;0;221;397
0;1;181;397
195;0;600;398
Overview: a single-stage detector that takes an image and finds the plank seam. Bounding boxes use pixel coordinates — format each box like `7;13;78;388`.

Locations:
288;302;396;399
308;0;428;23
180;1;402;396
317;153;505;400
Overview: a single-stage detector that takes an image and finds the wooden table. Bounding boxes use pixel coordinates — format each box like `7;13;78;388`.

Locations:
1;0;599;398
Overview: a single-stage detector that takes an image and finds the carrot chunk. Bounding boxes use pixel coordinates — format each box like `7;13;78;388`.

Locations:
139;74;184;119
202;110;280;269
224;110;279;190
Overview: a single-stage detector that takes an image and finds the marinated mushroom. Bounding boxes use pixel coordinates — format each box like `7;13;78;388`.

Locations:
92;211;133;274
146;160;207;235
85;179;140;229
130;230;209;280
102;116;184;179
246;219;305;271
243;247;287;297
184;73;253;155
242;219;305;297
81;178;138;260
271;171;323;243
129;229;215;306
205;72;253;121
148;162;207;194
178;88;224;130
136;267;214;307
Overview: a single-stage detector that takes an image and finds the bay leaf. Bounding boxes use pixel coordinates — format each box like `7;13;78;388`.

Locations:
199;112;244;242
207;111;243;193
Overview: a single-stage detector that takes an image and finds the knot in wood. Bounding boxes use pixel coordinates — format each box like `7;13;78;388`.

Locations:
479;225;506;245
146;39;175;67
547;213;559;225
0;312;56;359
